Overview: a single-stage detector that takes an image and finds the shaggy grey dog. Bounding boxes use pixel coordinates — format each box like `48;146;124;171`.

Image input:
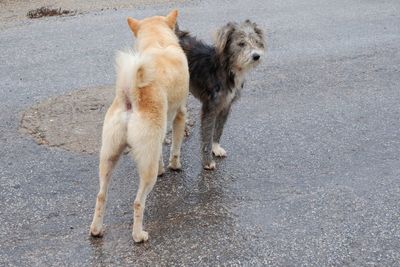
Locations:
176;20;266;170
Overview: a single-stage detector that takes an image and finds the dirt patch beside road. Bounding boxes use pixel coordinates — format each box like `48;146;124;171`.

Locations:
19;86;197;154
0;0;184;30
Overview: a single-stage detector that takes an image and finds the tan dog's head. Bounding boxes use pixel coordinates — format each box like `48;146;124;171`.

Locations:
127;9;178;37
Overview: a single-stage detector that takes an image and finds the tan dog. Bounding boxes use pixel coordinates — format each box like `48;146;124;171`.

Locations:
89;10;189;242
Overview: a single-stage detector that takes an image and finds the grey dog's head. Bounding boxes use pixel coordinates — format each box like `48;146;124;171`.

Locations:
215;20;265;71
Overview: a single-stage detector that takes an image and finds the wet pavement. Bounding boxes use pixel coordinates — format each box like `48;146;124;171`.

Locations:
1;0;400;265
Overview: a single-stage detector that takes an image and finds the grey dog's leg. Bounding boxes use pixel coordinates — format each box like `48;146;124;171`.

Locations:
214;106;231;143
212;106;231;157
201;104;217;170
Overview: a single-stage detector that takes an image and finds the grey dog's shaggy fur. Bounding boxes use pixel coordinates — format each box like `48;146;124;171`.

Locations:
176;20;266;169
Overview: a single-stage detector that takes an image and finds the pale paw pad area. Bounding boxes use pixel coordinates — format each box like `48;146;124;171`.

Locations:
204;160;216;170
158;166;166;176
212;143;227;157
168;156;182;170
89;225;104;237
133;230;149;243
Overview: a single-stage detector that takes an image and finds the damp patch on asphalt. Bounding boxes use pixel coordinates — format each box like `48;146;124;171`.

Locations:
19;86;198;154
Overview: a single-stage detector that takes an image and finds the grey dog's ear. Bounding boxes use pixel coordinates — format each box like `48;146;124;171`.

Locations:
215;22;236;54
244;19;265;40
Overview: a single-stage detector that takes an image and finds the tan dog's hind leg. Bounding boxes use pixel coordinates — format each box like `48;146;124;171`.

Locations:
132;144;161;242
90;108;126;237
168;106;186;170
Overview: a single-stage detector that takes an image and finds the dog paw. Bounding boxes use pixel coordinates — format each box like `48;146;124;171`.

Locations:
132;230;149;243
212;143;227;157
203;160;216;170
89;224;104;237
158;166;165;176
168;155;181;170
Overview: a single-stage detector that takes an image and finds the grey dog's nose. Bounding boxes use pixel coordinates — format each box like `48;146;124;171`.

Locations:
252;53;260;61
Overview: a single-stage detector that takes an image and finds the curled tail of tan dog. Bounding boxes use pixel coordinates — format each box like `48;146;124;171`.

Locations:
115;50;155;104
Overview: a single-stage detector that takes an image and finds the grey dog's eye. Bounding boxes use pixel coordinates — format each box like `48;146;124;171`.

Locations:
238;42;246;47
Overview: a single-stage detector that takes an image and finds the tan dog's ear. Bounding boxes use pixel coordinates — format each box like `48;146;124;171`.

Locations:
166;9;178;29
127;17;140;35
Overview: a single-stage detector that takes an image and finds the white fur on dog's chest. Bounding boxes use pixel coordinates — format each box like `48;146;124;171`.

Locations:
222;75;244;108
222;85;240;108
224;90;236;106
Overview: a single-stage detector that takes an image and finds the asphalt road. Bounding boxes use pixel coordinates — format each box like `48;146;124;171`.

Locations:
1;0;400;265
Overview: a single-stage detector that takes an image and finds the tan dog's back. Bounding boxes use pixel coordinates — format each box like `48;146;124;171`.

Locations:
90;10;189;243
128;13;189;114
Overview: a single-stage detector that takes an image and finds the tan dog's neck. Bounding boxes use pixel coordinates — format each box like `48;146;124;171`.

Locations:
135;25;179;51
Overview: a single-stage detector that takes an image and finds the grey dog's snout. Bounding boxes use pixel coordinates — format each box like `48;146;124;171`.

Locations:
252;53;260;61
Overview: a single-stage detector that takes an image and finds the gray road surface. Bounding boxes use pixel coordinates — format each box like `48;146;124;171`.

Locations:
1;0;400;265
